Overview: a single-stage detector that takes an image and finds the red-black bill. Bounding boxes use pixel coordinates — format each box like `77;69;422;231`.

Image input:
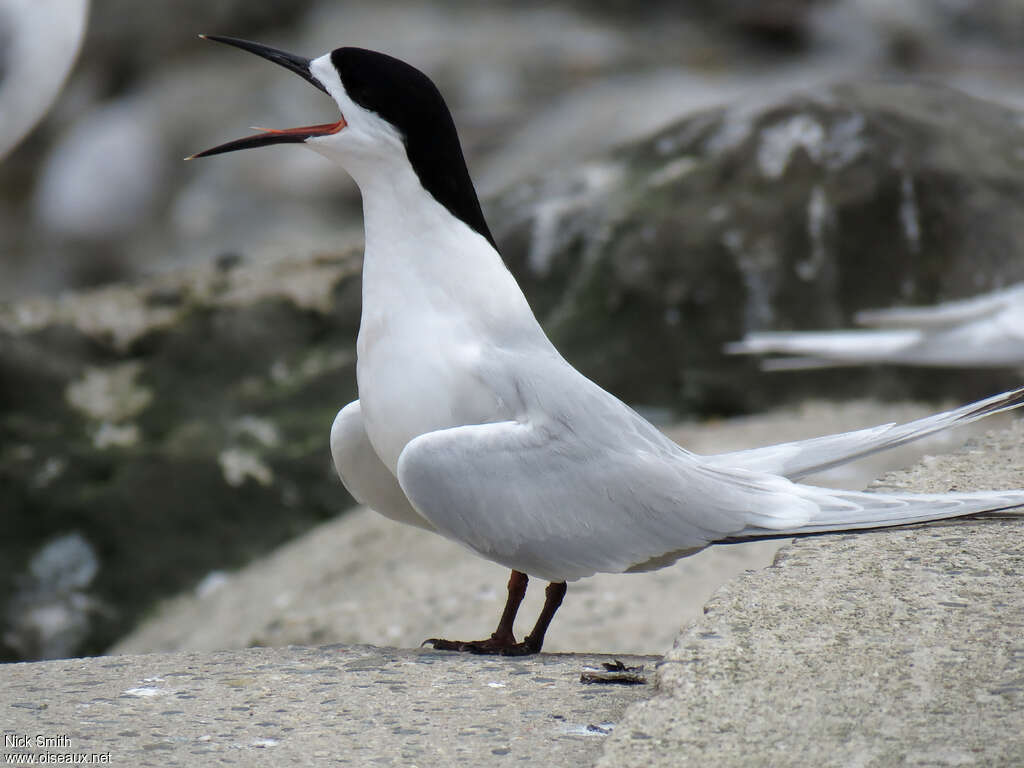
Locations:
187;35;345;160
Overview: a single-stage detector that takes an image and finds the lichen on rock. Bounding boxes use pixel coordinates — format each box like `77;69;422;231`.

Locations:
0;248;364;660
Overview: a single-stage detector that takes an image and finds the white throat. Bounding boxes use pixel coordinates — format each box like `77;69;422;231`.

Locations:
341;151;533;334
325;148;548;470
305;50;551;468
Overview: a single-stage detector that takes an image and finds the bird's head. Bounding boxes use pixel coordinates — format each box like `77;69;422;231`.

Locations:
188;35;495;247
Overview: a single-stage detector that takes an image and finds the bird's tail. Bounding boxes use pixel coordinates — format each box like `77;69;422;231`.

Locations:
730;484;1024;541
704;385;1024;480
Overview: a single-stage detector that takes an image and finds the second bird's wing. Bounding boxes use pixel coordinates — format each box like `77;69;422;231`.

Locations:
855;284;1022;328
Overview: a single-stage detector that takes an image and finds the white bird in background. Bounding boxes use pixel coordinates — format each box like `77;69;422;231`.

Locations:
0;0;89;161
191;36;1024;656
728;283;1024;371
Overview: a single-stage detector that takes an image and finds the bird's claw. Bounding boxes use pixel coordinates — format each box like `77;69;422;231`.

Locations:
422;637;539;656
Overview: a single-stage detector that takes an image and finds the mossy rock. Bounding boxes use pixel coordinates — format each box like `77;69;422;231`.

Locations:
489;80;1024;415
1;251;362;660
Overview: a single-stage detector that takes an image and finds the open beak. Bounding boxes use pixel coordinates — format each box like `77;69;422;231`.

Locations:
187;35;346;160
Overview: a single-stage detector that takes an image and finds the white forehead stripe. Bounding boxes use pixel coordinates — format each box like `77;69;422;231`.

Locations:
310;53;342;100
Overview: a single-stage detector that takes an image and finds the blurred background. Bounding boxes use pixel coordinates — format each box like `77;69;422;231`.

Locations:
6;0;1024;298
3;0;1024;662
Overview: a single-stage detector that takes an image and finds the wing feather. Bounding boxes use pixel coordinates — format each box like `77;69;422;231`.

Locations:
396;418;814;582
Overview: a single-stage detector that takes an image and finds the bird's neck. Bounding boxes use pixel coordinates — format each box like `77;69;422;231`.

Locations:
351;158;538;334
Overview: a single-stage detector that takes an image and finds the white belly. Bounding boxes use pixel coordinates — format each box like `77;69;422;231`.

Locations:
356;311;506;473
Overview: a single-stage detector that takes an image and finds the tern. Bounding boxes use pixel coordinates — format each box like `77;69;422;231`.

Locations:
190;36;1024;656
728;283;1024;370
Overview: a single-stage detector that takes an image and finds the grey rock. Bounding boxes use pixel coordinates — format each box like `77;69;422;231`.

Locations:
475;68;796;197
26;532;98;594
694;0;822;45
490;80;1024;414
811;0;1024;70
599;421;1024;767
4;532;103;660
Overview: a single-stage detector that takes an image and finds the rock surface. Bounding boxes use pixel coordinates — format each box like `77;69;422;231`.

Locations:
600;421;1024;767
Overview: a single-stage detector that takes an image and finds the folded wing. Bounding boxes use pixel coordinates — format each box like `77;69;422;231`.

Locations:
396;418;816;582
396;387;1024;582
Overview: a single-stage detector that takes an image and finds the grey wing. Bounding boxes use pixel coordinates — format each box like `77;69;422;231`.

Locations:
395;418;817;583
330;401;435;531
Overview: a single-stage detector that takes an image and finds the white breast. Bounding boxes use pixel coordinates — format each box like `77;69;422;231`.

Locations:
356;305;508;472
340;142;549;472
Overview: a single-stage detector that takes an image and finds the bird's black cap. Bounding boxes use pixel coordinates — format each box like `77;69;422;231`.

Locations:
330;47;496;249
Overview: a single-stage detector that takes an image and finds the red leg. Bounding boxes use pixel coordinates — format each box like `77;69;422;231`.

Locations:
491;570;529;645
521;581;567;654
424;572;567;656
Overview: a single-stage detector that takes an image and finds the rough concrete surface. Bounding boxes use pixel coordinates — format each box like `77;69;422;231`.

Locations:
112;400;1011;658
600;421;1024;768
1;645;656;767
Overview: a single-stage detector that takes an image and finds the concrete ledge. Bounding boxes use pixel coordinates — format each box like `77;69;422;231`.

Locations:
2;645;656;766
600;422;1024;767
